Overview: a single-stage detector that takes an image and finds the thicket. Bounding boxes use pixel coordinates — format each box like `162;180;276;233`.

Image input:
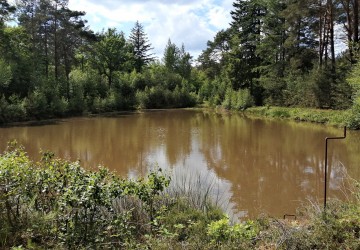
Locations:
1;143;359;249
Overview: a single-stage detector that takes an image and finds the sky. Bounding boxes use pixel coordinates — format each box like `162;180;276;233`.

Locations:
67;0;234;60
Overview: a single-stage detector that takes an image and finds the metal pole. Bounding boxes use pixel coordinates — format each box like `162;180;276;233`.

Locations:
324;127;346;210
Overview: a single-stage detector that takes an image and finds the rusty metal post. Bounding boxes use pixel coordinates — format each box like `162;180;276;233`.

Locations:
324;127;346;210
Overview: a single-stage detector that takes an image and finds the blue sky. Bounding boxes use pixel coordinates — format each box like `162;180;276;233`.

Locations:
67;0;234;59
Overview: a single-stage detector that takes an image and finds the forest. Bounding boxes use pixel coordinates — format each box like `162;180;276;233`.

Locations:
1;1;360;248
1;0;360;127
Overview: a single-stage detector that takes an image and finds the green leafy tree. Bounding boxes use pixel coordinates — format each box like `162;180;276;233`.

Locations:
91;28;132;88
0;0;15;24
0;26;34;98
339;0;359;63
16;0;89;83
57;8;92;97
197;29;231;79
0;0;15;54
0;58;12;88
163;40;193;79
129;20;154;72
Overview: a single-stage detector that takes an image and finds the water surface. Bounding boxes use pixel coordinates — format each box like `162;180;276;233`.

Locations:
0;110;359;219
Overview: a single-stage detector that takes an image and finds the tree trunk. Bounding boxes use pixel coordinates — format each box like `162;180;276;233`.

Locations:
319;0;324;67
54;2;59;81
354;0;359;43
329;2;336;72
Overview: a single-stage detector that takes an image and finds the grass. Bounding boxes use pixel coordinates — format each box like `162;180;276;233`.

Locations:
245;106;352;128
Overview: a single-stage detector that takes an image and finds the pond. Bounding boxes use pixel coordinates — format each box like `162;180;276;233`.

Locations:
0;109;359;220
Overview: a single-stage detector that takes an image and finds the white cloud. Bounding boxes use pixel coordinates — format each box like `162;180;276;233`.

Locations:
68;0;233;59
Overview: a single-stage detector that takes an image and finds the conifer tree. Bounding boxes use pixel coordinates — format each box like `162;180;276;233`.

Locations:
163;38;180;72
129;21;154;72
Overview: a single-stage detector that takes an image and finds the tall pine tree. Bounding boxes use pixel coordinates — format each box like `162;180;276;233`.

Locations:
229;0;266;103
129;21;154;72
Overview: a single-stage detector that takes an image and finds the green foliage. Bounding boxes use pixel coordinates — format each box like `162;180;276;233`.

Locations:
222;87;254;110
246;106;350;127
199;77;228;107
0;143;359;249
264;199;360;249
24;89;49;118
0;143;173;248
160;198;223;241
346;61;360;129
129;21;154;72
283;73;319;107
91;28;133;88
0;58;12;87
207;217;259;245
0;95;27;124
347;98;360;129
1;0;359;133
259;73;287;106
163;39;180;72
111;72;137;110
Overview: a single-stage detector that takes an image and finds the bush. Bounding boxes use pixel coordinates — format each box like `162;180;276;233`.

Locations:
0;95;26;123
135;86;170;109
284;73;319;107
260;74;286;106
23;89;49;118
200;77;228;107
0;58;12;88
347;62;360;129
222;88;254;110
172;85;197;108
207;217;259;247
0;143;172;248
346;99;360;129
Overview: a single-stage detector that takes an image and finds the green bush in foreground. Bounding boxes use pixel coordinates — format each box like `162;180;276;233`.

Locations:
0;142;359;249
0;142;173;248
0;142;226;249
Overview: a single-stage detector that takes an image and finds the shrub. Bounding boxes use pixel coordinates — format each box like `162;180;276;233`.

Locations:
207;217;259;247
0;58;12;88
0;95;26;123
0;143;173;249
222;88;254;110
24;89;49;118
347;99;360;129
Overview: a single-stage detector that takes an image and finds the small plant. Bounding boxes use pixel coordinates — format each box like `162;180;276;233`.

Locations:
207;217;259;246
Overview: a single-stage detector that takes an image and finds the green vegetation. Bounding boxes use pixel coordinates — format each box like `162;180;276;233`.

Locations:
1;0;359;247
0;0;197;125
1;143;359;249
245;106;354;128
1;0;360;129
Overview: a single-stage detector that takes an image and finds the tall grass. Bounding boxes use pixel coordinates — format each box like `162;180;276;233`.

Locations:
166;168;229;212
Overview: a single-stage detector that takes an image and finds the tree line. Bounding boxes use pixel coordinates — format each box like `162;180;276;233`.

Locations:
0;0;196;123
198;0;360;111
1;0;360;125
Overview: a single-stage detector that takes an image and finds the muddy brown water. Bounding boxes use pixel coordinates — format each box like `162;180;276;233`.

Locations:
1;109;359;219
